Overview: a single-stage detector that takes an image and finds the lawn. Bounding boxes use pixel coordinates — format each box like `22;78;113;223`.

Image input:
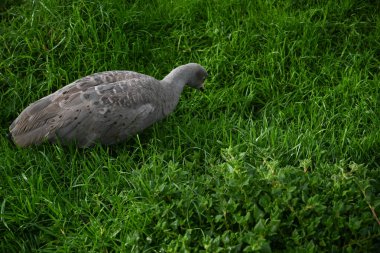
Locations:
1;0;380;252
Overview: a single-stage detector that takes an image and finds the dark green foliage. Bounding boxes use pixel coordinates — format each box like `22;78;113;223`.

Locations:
1;0;379;252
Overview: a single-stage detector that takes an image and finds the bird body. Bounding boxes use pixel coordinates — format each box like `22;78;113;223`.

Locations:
9;63;207;147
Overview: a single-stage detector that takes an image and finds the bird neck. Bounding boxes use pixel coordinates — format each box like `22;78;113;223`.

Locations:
160;67;191;116
162;65;190;93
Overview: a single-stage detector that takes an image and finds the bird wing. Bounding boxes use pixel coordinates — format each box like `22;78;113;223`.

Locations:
10;73;163;147
57;70;151;93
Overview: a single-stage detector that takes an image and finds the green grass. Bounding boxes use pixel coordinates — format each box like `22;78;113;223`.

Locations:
1;0;380;251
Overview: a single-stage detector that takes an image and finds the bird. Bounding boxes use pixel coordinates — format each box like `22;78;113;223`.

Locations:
9;63;208;147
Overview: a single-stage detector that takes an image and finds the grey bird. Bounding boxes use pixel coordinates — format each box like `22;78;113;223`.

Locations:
9;63;208;147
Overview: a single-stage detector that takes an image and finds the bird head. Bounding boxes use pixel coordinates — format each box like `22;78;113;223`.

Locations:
184;63;208;91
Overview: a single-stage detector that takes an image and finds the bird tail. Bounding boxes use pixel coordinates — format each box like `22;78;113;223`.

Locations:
7;131;16;147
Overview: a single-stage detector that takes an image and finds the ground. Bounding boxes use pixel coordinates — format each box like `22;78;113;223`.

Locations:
1;0;379;252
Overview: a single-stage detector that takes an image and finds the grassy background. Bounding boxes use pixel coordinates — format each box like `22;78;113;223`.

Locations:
1;0;380;251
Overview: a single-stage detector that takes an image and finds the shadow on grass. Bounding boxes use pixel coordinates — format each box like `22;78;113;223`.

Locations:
0;0;25;20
